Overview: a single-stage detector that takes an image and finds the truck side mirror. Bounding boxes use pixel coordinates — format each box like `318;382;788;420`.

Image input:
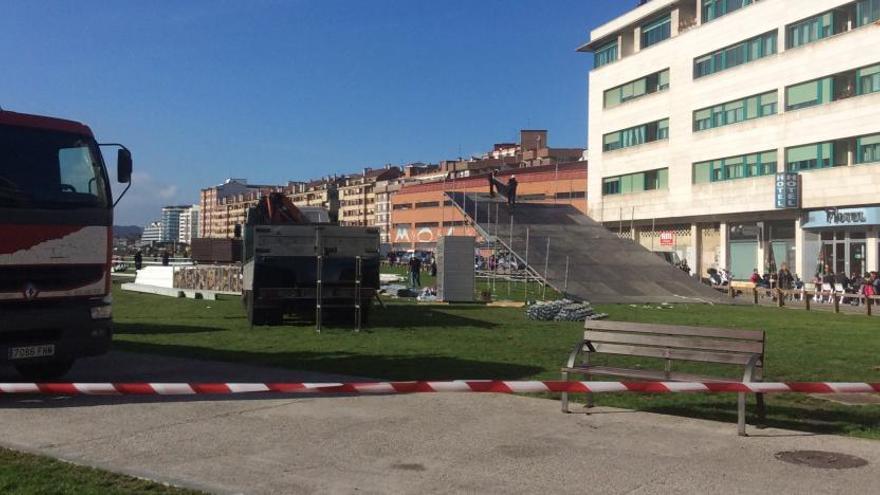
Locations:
117;149;133;183
234;224;242;238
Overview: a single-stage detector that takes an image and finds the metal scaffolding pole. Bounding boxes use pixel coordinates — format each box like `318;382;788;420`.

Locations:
542;237;551;300
508;215;513;297
563;256;570;293
524;227;530;301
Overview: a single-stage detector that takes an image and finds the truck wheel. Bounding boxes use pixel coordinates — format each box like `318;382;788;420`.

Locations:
266;309;284;326
246;291;266;326
15;359;75;380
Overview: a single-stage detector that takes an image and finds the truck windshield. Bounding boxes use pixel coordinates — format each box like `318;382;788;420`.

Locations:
0;124;109;209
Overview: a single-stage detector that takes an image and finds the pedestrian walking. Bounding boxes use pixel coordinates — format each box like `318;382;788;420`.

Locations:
161;251;170;266
409;255;422;288
134;251;143;271
430;258;437;277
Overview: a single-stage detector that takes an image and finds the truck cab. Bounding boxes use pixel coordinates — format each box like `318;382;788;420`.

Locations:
0;110;131;378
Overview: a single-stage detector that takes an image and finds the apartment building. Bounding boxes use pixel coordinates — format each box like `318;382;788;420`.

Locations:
338;166;402;227
390;162;588;250
374;163;444;244
199;179;284;238
582;0;880;279
160;205;191;243
177;204;200;244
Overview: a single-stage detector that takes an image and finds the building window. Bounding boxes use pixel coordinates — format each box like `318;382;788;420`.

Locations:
602;168;668;196
786;11;841;49
702;0;754;23
786;143;834;171
693;90;776;131
415;222;439;228
857;0;880;26
693;150;777;184
857;63;880;95
603;118;669;152
415;201;439;208
785;78;834;110
604;69;670;108
784;62;880;110
641;14;671;49
694;31;776;78
856;133;880;164
392;203;412;210
594;40;618;68
555;191;586;199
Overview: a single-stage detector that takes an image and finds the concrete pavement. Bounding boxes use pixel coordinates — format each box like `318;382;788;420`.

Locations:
0;352;877;494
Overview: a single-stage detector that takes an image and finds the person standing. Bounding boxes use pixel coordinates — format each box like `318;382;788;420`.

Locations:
161;251;170;266
777;263;794;290
487;170;497;197
506;175;518;207
134;250;143;271
430;258;437;277
409;255;422;288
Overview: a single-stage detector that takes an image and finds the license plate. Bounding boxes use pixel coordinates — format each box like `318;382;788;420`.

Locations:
8;344;55;360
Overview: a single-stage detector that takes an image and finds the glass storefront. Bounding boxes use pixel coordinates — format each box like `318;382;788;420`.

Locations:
818;231;866;277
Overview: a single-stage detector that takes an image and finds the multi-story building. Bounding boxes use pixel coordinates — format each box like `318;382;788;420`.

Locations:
338;166;402;227
581;0;880;280
140;220;162;246
177;204;200;244
160;205;191;243
374;164;444;244
390;161;588;251
199;179;284;238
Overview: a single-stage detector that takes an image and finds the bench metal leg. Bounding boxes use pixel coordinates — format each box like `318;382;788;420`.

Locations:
561;371;570;413
756;393;766;429
737;392;747;436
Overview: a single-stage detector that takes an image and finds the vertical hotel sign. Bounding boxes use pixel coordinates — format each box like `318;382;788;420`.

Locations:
775;173;800;209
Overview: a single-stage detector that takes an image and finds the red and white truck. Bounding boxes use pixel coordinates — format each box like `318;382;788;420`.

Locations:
0;109;132;378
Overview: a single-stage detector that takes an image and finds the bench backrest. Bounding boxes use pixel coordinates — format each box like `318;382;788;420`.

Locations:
583;320;764;367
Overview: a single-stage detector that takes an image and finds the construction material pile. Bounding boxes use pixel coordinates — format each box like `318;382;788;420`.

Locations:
525;299;608;321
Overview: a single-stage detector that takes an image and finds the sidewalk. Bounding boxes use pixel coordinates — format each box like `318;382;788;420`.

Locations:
0;352;877;494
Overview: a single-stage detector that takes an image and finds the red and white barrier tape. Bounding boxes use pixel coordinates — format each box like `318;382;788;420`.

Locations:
0;381;878;396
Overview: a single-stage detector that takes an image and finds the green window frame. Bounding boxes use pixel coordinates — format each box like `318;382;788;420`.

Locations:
602;168;669;196
693;90;777;131
785;77;834;110
604;69;670;108
694;31;776;78
856;63;880;96
856;133;880;164
602;118;670;152
641;14;671;49
857;0;880;27
692;150;777;184
786;143;834;171
594;41;618;68
702;0;754;23
787;12;837;49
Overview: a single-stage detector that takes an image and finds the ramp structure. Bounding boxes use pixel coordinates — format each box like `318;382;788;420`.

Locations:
447;191;726;304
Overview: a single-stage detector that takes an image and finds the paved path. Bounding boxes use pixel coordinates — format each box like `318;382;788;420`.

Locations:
0;352;878;494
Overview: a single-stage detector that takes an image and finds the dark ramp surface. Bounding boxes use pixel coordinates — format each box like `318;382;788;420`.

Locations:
448;192;726;304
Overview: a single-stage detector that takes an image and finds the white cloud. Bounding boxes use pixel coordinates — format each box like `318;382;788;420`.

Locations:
111;171;192;226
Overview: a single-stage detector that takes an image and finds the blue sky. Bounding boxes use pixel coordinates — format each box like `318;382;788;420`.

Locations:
1;0;629;225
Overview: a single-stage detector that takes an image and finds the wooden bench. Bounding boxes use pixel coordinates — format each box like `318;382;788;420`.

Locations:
561;320;766;436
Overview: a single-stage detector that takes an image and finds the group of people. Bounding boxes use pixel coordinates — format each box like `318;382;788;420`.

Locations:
811;266;880;297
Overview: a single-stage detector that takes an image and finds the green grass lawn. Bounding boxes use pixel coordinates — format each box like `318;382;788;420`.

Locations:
111;282;880;439
0;448;200;494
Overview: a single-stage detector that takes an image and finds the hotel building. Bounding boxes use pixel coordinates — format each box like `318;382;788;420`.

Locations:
582;0;880;279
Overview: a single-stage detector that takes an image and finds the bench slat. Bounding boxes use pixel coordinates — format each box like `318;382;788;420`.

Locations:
585;320;764;341
562;365;747;383
585;331;764;354
586;342;759;366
